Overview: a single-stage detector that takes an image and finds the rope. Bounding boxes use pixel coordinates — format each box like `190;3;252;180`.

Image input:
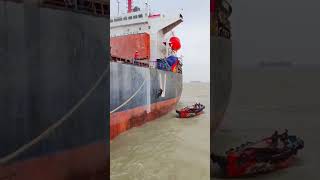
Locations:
0;67;108;165
110;79;146;114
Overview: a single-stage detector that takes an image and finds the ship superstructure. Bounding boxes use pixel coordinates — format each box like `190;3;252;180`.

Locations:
110;1;183;64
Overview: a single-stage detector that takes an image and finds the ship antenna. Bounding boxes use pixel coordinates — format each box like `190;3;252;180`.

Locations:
128;0;133;13
117;0;120;15
145;0;150;15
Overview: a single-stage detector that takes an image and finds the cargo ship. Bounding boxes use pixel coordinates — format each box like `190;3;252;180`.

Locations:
110;1;183;140
0;0;108;179
211;0;232;132
259;60;295;68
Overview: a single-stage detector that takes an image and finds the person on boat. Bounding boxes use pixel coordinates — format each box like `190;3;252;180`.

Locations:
133;51;139;64
271;131;279;147
280;129;289;145
193;103;201;112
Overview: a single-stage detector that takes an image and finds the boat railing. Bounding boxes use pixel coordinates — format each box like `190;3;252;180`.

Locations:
111;56;150;68
40;0;109;16
111;56;182;74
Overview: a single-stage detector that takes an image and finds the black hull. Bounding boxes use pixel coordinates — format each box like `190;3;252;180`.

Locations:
211;37;232;132
0;1;108;178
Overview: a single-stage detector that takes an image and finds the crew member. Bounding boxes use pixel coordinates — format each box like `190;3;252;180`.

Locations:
134;51;139;64
134;51;139;60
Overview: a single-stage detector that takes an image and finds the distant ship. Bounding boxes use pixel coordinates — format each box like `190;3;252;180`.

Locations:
190;81;202;83
0;0;108;179
211;0;232;132
259;60;295;68
110;0;183;140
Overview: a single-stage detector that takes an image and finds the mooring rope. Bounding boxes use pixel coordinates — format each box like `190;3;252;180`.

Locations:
110;79;146;114
0;67;108;164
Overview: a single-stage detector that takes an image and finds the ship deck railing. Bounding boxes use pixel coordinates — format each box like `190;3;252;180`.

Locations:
2;0;109;16
2;0;109;17
111;56;182;74
111;57;150;68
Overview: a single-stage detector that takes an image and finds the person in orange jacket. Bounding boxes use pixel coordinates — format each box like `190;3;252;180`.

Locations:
134;51;139;59
133;51;139;64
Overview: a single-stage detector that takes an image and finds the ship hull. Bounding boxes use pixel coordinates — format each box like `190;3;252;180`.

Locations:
0;142;107;180
110;62;182;140
211;37;232;132
0;1;108;179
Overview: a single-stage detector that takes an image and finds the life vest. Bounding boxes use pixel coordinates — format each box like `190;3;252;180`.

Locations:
171;60;179;73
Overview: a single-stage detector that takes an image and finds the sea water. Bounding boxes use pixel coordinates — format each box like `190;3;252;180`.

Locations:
111;82;210;180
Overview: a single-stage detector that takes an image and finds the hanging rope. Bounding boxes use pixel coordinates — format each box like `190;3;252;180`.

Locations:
110;78;146;114
0;67;108;165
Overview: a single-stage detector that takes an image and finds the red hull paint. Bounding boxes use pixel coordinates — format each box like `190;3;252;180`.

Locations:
148;14;161;18
178;111;204;118
0;142;108;180
110;97;180;140
128;0;133;13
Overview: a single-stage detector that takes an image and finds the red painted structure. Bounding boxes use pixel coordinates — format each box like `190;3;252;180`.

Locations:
148;14;161;18
169;36;181;51
128;0;133;13
110;33;151;60
211;0;215;13
0;142;108;180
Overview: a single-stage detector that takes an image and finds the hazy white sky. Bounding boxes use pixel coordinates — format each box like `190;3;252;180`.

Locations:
111;0;210;82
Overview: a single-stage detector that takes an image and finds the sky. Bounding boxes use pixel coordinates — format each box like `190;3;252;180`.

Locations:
232;0;320;67
110;0;210;82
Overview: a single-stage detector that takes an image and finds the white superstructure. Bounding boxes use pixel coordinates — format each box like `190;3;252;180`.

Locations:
110;5;183;61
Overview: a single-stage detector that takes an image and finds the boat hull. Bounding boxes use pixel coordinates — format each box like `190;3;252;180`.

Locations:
211;37;232;132
110;62;182;140
0;142;107;180
0;1;109;179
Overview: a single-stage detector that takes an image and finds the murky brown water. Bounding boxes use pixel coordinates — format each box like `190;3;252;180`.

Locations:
110;82;210;180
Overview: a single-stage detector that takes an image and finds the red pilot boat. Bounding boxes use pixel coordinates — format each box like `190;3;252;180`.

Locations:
176;103;205;118
212;130;304;178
